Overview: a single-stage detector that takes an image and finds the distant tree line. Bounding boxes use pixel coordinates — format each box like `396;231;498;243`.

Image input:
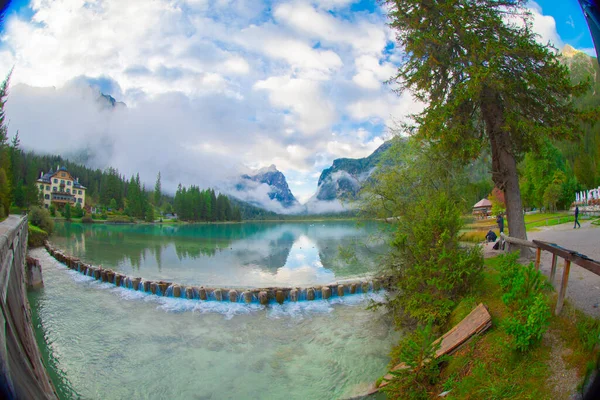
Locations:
173;185;241;222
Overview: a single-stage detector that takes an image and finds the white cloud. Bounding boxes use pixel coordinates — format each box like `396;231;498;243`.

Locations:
254;75;336;135
0;0;416;211
527;1;563;49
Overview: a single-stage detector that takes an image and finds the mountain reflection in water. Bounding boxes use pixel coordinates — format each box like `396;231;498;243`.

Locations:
51;221;389;287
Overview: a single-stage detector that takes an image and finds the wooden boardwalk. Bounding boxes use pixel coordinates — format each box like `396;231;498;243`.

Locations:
378;303;492;390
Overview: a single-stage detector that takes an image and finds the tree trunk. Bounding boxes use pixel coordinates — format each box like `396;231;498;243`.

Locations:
481;86;530;255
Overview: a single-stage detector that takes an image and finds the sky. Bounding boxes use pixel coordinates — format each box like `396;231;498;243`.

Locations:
0;0;595;207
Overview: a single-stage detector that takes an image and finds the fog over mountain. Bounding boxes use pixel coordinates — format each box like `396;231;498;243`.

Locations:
0;0;582;210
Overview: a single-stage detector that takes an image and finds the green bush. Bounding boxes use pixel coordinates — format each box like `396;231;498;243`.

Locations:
383;323;447;399
73;203;85;218
81;214;93;223
63;203;71;221
28;223;48;247
107;215;134;223
576;315;600;352
28;206;54;235
388;193;484;325
497;253;551;352
49;204;56;217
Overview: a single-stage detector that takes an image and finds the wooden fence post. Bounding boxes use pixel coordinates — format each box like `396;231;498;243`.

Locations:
549;254;558;284
535;247;541;270
555;259;571;315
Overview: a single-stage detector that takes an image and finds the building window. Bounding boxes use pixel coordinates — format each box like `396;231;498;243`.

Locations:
53;187;57;192
46;186;50;191
61;180;65;184
79;190;82;195
66;189;70;193
78;198;82;203
44;204;48;209
53;179;58;183
44;194;50;200
67;181;71;185
39;184;44;190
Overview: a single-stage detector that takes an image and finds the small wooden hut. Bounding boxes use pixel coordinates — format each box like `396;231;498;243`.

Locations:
472;198;492;219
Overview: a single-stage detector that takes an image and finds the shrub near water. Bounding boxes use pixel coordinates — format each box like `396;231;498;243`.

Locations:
498;252;551;352
28;206;54;235
383;323;447;400
388;193;483;325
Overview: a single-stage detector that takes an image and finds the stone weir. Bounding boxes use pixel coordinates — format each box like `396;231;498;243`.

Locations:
44;241;391;305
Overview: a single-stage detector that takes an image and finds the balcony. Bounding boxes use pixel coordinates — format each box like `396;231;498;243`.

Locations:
51;193;75;204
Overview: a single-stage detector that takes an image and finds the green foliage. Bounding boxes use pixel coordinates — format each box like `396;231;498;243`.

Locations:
154;171;161;206
576;314;600;352
385;0;595;242
108;198;118;210
28;223;48;247
384;322;446;399
49;204;56;217
174;185;239;222
73;203;84;218
81;214;93;224
388;192;483;325
0;168;10;216
28;206;54;235
520;140;578;210
497;253;551;352
63;203;71;221
145;206;155;223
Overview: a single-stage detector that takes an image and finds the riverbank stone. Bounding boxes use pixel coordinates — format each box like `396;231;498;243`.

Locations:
258;291;268;305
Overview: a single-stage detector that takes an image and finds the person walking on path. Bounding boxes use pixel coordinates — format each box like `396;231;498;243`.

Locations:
496;214;504;234
574;205;581;229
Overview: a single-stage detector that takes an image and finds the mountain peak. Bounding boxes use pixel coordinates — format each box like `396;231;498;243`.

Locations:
256;164;278;174
561;44;580;58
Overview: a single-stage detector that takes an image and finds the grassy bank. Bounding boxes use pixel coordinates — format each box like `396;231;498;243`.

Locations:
392;255;600;399
460;213;578;242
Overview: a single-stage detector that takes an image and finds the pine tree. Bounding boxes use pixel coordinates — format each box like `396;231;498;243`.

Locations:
154;172;161;206
385;0;595;246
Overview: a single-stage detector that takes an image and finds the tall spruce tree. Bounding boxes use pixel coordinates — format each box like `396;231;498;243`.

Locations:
386;0;594;244
154;171;161;206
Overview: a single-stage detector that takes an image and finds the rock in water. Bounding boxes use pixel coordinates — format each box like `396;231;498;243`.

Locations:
290;289;299;302
243;291;253;304
172;285;181;298
258;291;269;305
275;290;285;304
307;288;315;301
322;286;331;300
229;290;238;303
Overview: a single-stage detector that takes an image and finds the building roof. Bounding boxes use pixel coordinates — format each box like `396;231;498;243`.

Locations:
473;198;492;209
36;168;87;190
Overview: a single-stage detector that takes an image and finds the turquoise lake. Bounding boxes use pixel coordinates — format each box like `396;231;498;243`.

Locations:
30;221;396;399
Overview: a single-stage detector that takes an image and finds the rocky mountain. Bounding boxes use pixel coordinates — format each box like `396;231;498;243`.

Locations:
232;165;300;211
97;93;126;109
311;141;393;203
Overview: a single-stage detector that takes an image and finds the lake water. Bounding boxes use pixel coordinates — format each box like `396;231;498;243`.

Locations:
30;221;396;399
50;221;389;287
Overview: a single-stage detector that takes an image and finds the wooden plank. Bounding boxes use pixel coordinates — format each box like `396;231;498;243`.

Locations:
555;260;571;315
378;303;492;389
535;247;541;270
549;254;558;284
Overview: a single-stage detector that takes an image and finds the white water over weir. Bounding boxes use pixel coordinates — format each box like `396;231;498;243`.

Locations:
44;241;389;305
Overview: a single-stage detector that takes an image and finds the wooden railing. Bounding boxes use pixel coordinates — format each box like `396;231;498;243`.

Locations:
500;233;600;315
